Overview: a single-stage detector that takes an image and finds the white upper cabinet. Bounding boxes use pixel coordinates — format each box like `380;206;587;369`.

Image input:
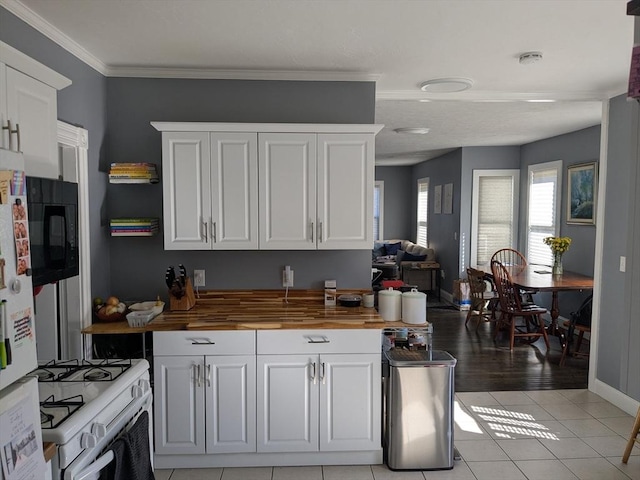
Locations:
162;132;212;250
1;41;71;178
210;132;259;249
259;133;317;250
153;123;383;251
317;134;374;249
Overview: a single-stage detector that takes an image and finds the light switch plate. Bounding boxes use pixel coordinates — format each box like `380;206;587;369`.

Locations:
619;256;626;272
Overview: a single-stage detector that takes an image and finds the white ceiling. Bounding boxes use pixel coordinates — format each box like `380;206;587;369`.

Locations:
3;0;634;165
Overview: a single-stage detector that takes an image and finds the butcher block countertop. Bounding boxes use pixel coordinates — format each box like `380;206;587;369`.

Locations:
81;289;413;334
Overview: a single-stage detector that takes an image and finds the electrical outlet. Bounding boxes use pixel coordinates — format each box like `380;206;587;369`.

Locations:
193;269;205;287
282;266;294;287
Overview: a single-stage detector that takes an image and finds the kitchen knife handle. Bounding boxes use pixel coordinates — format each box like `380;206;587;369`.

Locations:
206;364;211;387
201;219;208;242
310;362;316;384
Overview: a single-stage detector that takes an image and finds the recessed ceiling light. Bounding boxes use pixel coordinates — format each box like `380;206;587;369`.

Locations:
420;77;474;93
519;52;543;65
393;127;430;134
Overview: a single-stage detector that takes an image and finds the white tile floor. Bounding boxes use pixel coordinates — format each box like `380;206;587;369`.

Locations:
153;389;640;480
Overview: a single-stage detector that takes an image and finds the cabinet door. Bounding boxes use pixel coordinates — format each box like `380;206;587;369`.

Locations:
317;134;374;249
259;133;317;250
210;133;259;250
319;354;381;452
5;66;58;178
257;354;319;452
205;355;256;453
154;356;205;454
162;132;212;250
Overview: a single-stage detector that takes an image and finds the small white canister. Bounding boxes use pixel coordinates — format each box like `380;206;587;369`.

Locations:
402;288;427;325
378;287;402;321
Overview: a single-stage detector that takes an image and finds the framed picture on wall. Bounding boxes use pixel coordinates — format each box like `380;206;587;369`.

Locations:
434;185;442;214
567;162;597;225
443;183;453;214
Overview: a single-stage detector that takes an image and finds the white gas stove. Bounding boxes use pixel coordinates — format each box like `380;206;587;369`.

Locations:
32;358;152;480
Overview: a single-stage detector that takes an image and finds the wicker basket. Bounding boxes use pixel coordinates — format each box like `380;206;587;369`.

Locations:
94;308;128;323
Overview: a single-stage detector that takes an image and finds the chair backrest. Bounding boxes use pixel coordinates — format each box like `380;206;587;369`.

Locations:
491;248;527;272
466;267;487;308
571;294;593;327
491;260;523;313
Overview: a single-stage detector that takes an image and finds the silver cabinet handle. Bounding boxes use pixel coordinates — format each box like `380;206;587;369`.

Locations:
212;221;217;243
310;221;314;243
190;338;215;345
321;362;326;385
305;335;330;344
194;364;201;387
14;123;20;152
2;120;20;151
318;221;323;242
206;364;212;387
310;362;316;384
201;219;208;242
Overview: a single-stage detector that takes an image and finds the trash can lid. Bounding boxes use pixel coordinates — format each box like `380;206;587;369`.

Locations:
385;349;457;367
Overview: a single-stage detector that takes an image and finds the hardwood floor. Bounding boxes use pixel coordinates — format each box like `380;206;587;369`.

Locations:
427;306;589;392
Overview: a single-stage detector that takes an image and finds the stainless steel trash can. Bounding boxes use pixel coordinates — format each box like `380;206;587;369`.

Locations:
384;349;456;470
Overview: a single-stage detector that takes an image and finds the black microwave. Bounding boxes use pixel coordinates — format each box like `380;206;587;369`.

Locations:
26;176;79;287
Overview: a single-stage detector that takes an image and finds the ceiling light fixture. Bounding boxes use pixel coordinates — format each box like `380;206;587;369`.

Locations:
420;77;474;93
519;52;543;65
393;127;430;134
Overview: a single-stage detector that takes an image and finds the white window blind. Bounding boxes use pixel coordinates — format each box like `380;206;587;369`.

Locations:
477;177;514;264
374;181;384;241
527;162;562;266
416;178;428;247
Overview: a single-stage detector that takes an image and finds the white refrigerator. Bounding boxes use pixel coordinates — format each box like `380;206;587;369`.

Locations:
0;148;46;480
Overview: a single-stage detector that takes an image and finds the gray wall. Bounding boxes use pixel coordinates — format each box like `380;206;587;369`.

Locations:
374;166;412;240
597;94;639;401
106;78;376;301
411;149;462;293
519;126;600;317
1;7;110;296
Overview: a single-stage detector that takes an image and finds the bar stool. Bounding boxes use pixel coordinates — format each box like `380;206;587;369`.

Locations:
622;405;640;463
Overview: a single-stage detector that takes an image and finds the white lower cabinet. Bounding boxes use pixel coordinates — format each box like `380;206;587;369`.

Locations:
153;331;256;455
257;352;380;453
153;329;382;468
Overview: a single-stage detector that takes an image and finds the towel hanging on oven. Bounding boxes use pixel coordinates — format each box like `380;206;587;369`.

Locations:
100;411;154;480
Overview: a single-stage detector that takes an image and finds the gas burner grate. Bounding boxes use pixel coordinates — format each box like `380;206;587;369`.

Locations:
40;394;84;429
84;369;111;381
34;358;133;382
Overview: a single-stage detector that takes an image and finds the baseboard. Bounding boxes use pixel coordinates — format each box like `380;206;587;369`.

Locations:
591;379;640;416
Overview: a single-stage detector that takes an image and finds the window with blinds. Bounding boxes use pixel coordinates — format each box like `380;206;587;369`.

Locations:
471;170;520;266
527;161;562;266
416;178;429;247
374;181;384;241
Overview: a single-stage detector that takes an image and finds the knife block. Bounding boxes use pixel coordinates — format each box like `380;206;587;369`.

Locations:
169;277;196;311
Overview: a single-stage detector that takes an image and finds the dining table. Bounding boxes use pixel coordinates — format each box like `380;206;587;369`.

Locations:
474;263;594;336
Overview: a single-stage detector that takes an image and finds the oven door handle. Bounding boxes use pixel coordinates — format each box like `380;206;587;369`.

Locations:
74;450;114;480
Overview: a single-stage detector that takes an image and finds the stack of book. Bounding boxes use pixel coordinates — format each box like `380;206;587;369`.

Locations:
110;218;159;236
109;163;159;183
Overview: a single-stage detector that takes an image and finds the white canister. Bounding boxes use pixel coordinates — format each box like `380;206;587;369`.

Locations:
378;287;402;321
402;288;427;325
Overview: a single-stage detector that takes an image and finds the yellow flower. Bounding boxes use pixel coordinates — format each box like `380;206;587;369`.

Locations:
543;236;572;254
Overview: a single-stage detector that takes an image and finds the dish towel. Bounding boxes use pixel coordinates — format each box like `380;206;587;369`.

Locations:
100;411;155;480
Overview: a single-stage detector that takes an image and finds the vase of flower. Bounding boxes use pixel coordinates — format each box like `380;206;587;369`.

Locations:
552;252;563;275
544;236;571;276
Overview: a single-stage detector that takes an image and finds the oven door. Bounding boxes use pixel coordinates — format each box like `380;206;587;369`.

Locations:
61;390;152;480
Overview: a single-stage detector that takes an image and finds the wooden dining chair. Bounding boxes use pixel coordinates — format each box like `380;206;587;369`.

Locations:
491;260;550;351
560;294;592;366
465;267;498;331
622;406;640;464
491;248;536;304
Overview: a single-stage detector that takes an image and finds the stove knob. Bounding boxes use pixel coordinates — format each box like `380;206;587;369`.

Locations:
132;384;144;398
138;378;151;393
92;423;107;439
80;432;97;448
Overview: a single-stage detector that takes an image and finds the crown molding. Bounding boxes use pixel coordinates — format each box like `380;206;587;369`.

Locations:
376;89;611;102
104;65;380;82
1;0;108;75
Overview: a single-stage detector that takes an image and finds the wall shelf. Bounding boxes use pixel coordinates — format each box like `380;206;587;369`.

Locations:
109;163;159;184
110;218;159;237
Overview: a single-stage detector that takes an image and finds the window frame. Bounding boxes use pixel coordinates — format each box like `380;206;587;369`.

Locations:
470;169;520;266
374;180;384;242
416;177;429;247
526;160;563;266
